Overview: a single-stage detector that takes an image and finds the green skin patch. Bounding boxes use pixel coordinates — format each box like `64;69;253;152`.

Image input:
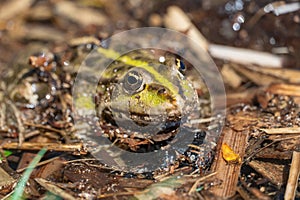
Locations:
130;85;177;114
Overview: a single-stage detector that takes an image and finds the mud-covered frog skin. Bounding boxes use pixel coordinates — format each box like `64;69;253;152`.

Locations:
95;48;199;145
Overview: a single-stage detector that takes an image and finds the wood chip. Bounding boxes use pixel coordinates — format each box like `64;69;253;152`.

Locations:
209;126;249;198
221;64;242;88
266;83;300;97
226;89;257;106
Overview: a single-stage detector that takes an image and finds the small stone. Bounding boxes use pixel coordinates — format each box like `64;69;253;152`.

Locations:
149;13;162;27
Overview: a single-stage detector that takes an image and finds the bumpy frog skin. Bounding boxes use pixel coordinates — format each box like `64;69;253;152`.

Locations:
96;48;199;135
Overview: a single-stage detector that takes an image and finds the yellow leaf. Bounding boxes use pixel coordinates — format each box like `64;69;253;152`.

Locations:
221;143;241;164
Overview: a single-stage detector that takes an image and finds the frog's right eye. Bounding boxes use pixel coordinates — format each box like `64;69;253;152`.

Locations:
123;70;145;94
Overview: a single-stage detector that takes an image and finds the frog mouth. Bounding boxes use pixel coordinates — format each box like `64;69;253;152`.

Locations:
129;111;181;125
101;107;182;132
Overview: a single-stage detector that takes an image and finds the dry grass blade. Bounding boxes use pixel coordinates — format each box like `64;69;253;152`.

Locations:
188;172;217;195
134;175;188;200
35;178;76;200
7;100;25;146
284;151;300;200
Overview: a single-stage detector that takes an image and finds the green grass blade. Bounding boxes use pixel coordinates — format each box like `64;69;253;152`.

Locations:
10;148;47;200
0;150;13;160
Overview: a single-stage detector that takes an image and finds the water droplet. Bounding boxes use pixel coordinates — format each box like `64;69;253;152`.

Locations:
235;0;244;10
232;22;241;31
269;37;276;45
225;2;234;12
237;15;245;23
159;56;165;63
45;94;51;100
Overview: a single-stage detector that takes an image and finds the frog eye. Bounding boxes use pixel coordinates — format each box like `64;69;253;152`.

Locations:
176;58;186;73
123;70;144;94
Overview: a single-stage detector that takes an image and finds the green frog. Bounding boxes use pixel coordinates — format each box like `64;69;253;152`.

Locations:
94;48;200;150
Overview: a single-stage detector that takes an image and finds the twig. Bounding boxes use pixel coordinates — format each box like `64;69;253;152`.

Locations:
164;6;285;68
64;158;98;164
17;156;60;173
209;44;284;68
246;1;285;28
153;166;191;180
164;6;209;51
24;122;70;142
244;135;300;163
24;122;66;136
244;140;277;163
190;117;216;124
284;151;300;200
1;141;84;152
264;2;300;16
260;127;300;135
7;100;25;146
98;191;138;199
35;178;76;200
24;130;40;139
240;178;271;200
0;101;6;129
188;172;217;195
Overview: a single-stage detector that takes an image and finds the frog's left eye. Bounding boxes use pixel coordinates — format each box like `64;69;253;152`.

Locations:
123;70;144;94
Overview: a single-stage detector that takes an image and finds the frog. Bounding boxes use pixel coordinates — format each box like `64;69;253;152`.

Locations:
94;48;200;151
